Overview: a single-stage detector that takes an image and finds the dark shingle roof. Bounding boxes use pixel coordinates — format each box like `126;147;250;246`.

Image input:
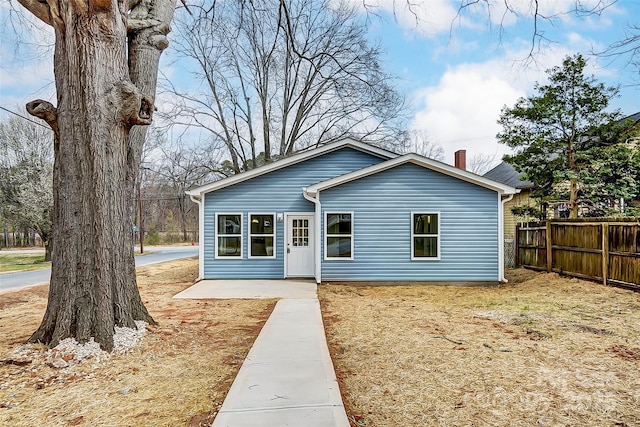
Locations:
622;111;640;127
483;162;534;189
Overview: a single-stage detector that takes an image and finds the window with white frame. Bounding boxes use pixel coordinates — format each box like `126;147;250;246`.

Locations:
412;212;440;259
216;213;242;258
249;213;275;258
325;212;353;259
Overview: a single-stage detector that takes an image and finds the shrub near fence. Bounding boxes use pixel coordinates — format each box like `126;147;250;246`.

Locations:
517;219;640;290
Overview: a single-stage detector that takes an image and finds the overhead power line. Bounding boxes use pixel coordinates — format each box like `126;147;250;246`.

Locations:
0;106;50;129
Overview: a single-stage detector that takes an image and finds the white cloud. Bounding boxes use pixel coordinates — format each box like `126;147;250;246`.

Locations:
346;0;622;42
410;62;525;166
343;0;475;37
408;26;624;167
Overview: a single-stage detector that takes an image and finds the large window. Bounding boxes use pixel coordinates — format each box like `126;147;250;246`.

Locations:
325;212;353;259
249;213;275;258
412;212;440;260
216;213;242;258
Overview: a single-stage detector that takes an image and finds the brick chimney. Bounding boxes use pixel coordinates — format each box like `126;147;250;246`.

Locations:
454;150;466;170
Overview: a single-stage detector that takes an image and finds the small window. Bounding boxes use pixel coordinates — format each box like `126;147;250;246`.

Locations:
216;213;242;258
325;212;353;259
291;218;310;247
412;212;440;260
249;213;275;258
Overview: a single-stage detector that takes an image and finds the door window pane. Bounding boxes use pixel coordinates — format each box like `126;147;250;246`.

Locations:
292;217;309;247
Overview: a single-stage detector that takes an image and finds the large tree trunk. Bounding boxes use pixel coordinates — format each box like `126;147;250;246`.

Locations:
126;0;177;289
20;1;160;352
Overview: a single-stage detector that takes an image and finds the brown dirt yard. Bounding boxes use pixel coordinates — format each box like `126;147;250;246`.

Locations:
319;269;640;427
2;263;639;427
0;258;275;427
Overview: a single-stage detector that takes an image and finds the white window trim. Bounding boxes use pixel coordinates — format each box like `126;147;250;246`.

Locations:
324;211;354;261
248;212;276;259
215;212;243;259
411;211;441;261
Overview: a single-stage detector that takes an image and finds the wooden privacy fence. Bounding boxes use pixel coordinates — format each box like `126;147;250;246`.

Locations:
516;219;640;290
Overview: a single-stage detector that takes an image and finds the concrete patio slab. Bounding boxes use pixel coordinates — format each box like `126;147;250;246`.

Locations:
211;299;349;427
173;279;317;299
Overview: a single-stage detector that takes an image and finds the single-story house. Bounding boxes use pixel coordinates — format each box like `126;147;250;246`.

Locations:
186;139;518;284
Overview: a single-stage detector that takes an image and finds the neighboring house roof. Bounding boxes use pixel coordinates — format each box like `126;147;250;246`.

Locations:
483;162;534;189
185;138;398;198
622;111;640;125
621;111;640;140
305;153;518;196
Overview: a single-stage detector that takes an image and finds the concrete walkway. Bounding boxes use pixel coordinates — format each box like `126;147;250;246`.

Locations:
175;280;349;426
173;279;317;300
212;298;349;427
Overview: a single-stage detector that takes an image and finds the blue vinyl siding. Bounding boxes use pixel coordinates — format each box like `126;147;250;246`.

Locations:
319;163;500;281
203;148;385;278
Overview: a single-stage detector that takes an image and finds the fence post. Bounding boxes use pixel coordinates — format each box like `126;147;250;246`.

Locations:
602;222;609;286
515;224;520;267
546;221;552;273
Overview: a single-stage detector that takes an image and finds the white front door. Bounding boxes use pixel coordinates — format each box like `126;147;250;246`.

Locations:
286;214;315;277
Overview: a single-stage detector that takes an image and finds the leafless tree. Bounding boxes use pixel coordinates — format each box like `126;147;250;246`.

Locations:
467;152;499;175
162;0;407;174
144;138;218;241
403;130;445;161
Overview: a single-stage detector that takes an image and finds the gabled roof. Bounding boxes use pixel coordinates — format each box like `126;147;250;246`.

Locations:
305;153;518;196
483;162;534;189
186;138;397;198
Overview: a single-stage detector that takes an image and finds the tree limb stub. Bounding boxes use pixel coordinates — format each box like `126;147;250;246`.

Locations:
110;81;153;126
26;99;59;135
15;0;53;26
149;34;169;50
127;18;162;32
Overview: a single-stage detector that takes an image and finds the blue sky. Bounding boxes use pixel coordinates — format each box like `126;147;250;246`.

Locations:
351;0;640;166
1;0;638;168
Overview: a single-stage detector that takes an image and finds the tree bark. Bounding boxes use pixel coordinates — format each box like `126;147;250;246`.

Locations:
19;0;163;351
126;0;177;296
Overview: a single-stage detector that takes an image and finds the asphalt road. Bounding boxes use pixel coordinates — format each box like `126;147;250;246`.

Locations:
0;246;199;294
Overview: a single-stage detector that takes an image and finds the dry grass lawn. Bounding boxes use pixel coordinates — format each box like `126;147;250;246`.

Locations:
0;258;275;427
320;269;640;427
